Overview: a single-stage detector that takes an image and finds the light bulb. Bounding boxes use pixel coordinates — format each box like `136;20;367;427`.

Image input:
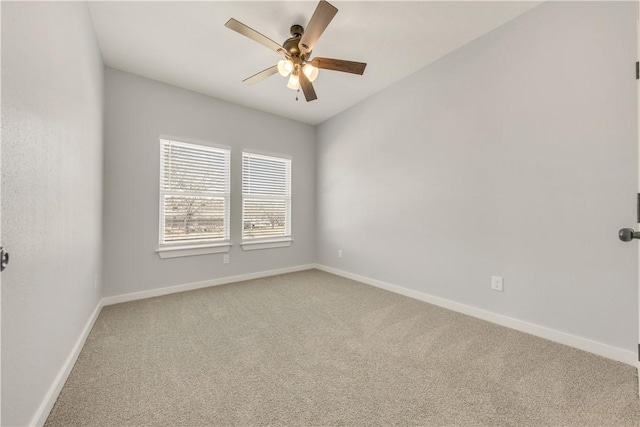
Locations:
287;72;300;90
277;59;293;77
302;64;319;82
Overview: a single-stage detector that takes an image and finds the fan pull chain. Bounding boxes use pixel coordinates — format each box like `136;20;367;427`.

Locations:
296;88;300;101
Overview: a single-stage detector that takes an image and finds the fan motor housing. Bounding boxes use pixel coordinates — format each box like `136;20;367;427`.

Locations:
283;24;305;56
283;37;301;56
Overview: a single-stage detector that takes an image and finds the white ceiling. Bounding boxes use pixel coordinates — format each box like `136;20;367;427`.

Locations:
87;1;541;125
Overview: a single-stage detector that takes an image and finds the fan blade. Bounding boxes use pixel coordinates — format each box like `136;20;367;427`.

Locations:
242;65;279;85
299;72;317;102
311;57;367;75
298;1;338;55
225;18;287;56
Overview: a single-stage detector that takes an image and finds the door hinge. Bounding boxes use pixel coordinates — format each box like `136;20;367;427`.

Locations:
638;343;639;361
636;61;639;80
636;193;639;223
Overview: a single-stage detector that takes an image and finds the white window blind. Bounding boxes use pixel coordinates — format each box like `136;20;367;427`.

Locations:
242;152;291;240
159;139;230;246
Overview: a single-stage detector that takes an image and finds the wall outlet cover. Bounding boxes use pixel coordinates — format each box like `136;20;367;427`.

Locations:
491;276;503;292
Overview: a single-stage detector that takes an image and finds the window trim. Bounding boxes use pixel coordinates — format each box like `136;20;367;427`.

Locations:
240;237;293;251
158;138;231;257
156;242;231;259
241;150;292;245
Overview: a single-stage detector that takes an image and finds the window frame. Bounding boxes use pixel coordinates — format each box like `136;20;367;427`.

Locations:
156;137;231;258
241;150;293;251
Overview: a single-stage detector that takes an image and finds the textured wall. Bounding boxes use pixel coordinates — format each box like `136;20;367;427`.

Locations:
316;2;638;352
1;2;105;425
103;68;316;297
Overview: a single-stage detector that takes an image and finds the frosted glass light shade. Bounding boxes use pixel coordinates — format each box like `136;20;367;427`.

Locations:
277;59;293;77
302;64;319;82
287;72;300;90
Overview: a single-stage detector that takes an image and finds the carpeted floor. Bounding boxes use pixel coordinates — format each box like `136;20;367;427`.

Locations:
45;269;640;426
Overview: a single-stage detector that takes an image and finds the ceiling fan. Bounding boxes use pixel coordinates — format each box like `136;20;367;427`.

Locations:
225;0;367;102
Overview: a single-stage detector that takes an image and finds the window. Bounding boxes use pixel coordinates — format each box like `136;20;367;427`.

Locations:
242;152;292;249
158;139;230;258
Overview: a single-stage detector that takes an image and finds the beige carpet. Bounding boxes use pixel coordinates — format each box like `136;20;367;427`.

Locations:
45;269;640;426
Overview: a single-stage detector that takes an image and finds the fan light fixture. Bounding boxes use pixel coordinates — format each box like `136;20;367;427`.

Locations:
278;60;318;89
287;71;300;90
303;64;319;82
278;59;293;77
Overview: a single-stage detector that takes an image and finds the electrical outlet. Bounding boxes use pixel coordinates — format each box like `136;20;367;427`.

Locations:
338;249;343;258
223;254;229;264
94;274;98;290
491;276;503;292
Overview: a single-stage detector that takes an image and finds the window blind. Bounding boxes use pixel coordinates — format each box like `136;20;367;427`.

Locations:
242;152;291;240
160;139;230;245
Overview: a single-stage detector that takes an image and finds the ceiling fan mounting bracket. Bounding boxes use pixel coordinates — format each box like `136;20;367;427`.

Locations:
290;24;304;37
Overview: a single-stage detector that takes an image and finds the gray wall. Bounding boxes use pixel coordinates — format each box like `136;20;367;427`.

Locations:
1;2;104;426
103;68;316;297
316;1;638;352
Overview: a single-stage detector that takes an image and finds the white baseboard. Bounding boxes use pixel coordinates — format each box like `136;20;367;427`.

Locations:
102;264;316;306
30;299;104;427
314;264;636;367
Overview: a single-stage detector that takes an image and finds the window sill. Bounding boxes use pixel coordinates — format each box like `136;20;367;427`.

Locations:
156;242;231;259
241;238;293;251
